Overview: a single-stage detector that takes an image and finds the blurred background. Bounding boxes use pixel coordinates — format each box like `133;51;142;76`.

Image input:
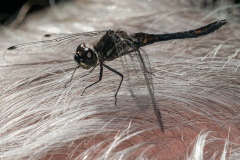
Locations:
0;0;239;26
0;0;64;25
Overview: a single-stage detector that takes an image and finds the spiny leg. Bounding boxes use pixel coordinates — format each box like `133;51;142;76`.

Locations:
65;65;80;88
81;63;103;96
102;63;123;105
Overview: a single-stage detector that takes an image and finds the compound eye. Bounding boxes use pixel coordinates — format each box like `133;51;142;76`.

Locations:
80;43;86;49
86;51;91;58
76;43;94;60
75;43;97;68
76;43;85;55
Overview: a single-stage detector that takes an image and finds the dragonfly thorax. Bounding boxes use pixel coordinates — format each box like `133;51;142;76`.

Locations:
74;43;98;69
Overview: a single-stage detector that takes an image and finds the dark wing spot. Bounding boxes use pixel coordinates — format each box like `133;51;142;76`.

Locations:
44;34;51;37
7;46;17;50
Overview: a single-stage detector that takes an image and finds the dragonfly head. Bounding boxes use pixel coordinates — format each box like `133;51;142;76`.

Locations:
74;43;98;69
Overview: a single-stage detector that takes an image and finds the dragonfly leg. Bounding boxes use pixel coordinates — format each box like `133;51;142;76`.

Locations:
102;63;123;105
128;52;135;58
65;65;80;88
80;63;99;78
81;63;103;96
65;64;99;88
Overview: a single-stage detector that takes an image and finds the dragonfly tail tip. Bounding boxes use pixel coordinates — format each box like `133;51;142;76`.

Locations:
220;19;227;25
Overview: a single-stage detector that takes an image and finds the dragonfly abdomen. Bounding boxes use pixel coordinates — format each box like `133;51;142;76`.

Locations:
131;20;227;47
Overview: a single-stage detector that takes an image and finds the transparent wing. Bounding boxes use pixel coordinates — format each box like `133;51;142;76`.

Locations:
122;47;154;106
4;31;106;64
114;36;164;131
137;48;154;95
137;48;164;131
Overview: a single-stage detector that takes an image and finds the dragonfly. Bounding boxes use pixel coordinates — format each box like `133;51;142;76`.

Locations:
4;20;227;132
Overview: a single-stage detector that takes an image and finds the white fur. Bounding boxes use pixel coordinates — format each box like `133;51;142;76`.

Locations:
0;0;240;159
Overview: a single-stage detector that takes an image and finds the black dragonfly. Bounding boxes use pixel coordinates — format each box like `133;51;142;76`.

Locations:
4;20;227;132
